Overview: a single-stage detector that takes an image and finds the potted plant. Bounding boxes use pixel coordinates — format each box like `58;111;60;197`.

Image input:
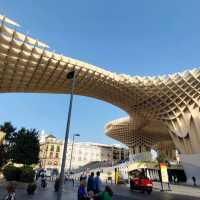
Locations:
27;182;37;195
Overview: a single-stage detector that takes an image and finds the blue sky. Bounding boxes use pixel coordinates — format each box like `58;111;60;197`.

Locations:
0;0;200;144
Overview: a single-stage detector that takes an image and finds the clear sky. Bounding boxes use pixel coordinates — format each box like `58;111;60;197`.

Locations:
0;0;200;144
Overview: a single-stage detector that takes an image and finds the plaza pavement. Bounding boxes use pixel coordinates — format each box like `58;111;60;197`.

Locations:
1;180;200;200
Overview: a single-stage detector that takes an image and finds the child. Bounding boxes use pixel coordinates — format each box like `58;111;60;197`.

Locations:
4;184;16;200
78;179;90;200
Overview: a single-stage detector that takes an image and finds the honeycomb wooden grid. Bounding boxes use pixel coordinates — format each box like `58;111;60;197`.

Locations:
0;16;200;154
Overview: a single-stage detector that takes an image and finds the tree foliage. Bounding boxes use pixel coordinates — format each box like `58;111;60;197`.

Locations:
0;122;40;168
10;128;40;165
0;122;16;168
157;151;169;163
3;165;35;182
0;144;8;168
0;122;16;141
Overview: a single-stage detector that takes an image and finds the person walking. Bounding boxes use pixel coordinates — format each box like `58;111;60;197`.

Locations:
94;171;102;194
192;176;197;186
40;173;47;188
54;177;60;192
72;177;75;187
80;174;85;182
87;172;95;192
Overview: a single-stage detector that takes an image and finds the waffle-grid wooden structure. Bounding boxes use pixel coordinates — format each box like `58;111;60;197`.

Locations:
0;16;200;155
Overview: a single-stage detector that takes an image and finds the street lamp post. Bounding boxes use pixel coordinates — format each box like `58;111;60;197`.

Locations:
69;133;80;174
57;71;76;200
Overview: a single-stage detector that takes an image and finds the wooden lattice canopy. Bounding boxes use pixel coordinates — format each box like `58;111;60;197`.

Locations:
0;16;200;154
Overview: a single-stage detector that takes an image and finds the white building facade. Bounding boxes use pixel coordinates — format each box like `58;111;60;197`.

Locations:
39;133;129;172
65;142;128;170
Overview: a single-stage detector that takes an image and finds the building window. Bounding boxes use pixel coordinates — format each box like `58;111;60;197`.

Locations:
56;145;60;152
56;153;59;158
50;152;53;159
51;145;54;151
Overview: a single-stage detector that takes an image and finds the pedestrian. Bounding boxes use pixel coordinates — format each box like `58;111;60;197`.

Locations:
41;173;47;188
4;184;16;200
87;172;95;192
94;171;102;194
192;176;197;186
72;176;75;187
35;170;39;181
80;174;84;181
78;179;90;200
174;175;178;184
94;185;113;200
171;175;174;183
54;177;60;192
50;171;54;181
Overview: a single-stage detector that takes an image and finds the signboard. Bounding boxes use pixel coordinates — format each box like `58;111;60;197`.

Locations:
160;163;169;183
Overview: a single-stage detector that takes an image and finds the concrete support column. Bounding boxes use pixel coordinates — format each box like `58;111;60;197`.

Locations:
168;108;200;184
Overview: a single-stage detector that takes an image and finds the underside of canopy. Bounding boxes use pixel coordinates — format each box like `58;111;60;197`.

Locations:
1;16;200;154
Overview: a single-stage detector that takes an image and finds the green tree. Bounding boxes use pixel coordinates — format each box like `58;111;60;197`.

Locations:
0;122;16;168
10;128;40;165
0;122;16;141
0;144;8;168
157;151;169;164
